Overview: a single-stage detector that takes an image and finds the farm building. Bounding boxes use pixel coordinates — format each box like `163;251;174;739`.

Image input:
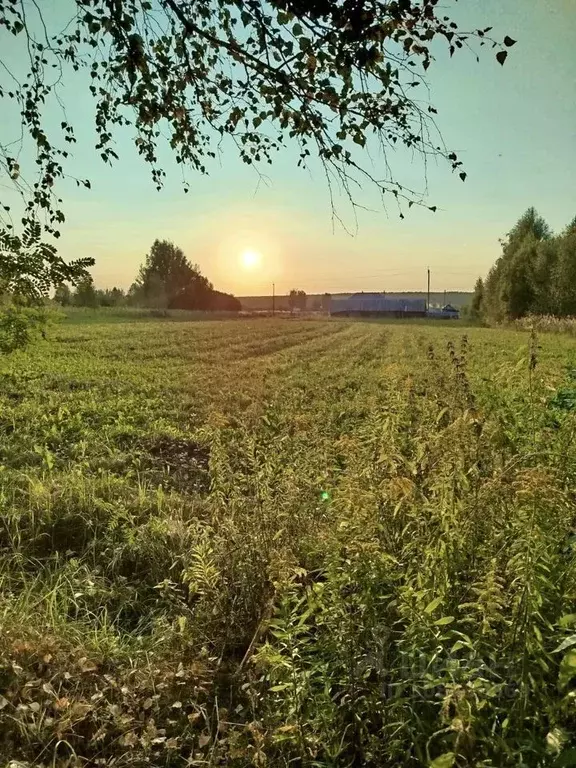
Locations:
427;304;460;320
330;293;427;318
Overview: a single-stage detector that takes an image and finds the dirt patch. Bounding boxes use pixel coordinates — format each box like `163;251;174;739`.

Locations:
144;436;211;494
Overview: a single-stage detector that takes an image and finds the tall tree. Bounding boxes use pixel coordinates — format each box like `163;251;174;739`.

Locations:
553;230;576;316
132;240;207;309
470;277;484;319
482;262;505;322
0;2;514;299
289;289;307;311
502;208;551;257
531;238;558;314
482;208;551;321
54;283;72;306
97;287;126;307
501;235;538;319
72;276;99;308
132;239;239;311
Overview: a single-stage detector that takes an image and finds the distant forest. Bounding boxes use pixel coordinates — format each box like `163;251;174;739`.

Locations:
472;209;576;322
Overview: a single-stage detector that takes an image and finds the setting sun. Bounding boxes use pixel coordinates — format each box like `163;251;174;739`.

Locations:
240;249;262;270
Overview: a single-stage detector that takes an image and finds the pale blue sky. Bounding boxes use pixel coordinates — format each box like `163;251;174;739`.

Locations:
3;0;575;295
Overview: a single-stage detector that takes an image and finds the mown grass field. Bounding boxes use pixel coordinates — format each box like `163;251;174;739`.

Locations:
2;316;576;767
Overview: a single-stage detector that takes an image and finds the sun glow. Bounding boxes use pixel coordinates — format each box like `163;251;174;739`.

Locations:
240;249;262;270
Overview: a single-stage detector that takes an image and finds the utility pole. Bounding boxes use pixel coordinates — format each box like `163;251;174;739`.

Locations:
427;268;431;310
272;283;275;317
443;289;446;306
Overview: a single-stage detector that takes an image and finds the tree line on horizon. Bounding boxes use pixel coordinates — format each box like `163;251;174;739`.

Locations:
58;214;576;321
54;240;241;312
471;208;576;322
56;244;330;314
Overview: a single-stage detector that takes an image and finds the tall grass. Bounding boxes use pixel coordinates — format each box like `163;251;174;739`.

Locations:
514;314;576;335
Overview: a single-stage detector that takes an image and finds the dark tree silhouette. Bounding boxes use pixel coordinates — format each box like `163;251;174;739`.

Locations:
131;239;239;310
289;289;307;311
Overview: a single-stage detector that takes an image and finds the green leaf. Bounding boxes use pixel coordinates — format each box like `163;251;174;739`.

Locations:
553;747;576;766
424;597;442;614
559;615;576;628
503;36;517;47
353;133;366;147
558;650;576;690
554;635;576;654
434;616;455;626
429;753;455;768
292;23;303;37
496;50;508;66
547;728;569;755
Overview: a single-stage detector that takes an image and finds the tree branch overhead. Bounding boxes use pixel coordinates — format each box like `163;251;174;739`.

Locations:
0;0;514;294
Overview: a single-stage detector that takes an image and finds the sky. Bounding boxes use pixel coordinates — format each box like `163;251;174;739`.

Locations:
2;0;576;296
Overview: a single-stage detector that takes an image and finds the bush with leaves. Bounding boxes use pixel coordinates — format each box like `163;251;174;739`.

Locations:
0;222;92;301
0;222;91;351
0;304;48;354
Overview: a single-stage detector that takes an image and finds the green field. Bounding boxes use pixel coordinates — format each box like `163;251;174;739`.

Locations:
2;316;576;767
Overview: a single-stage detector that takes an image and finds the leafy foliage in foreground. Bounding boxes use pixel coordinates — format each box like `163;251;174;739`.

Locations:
0;220;93;352
1;318;576;766
0;1;514;302
0;303;50;354
0;222;93;299
1;0;513;237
